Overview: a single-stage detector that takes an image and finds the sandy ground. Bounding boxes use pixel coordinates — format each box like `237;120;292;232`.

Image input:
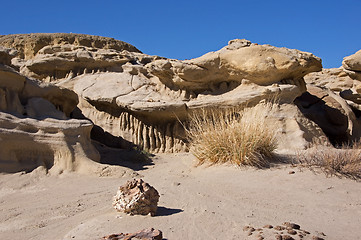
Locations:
0;152;361;240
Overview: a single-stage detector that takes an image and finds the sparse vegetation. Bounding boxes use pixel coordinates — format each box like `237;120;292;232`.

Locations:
186;102;279;167
298;142;361;180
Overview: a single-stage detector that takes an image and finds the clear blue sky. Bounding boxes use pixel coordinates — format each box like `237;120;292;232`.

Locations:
1;0;360;68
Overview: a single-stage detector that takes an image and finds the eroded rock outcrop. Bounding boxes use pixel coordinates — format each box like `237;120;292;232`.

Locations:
1;34;325;153
113;179;160;216
294;85;360;144
147;39;321;91
301;51;361;144
0;112;100;173
0;46;17;65
0;45;100;174
0;33;140;59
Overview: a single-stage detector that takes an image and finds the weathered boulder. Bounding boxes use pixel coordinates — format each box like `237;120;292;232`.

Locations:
342;50;361;81
343;50;361;72
147;39;321;91
113;179;160;216
102;228;163;240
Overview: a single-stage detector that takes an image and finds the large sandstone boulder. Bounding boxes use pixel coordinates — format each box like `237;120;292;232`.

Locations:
342;50;361;81
147;39;321;91
343;50;361;72
113;179;160;216
1;34;325;153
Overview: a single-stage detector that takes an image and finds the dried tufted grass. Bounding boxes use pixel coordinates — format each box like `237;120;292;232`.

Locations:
298;142;361;180
186;103;279;167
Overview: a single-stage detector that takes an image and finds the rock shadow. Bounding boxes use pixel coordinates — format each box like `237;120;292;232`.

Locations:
92;141;155;171
156;206;183;217
294;91;349;146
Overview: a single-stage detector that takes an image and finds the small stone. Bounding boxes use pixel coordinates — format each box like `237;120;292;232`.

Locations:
289;171;295;174
243;226;251;231
274;226;286;231
283;222;300;230
275;235;282;240
282;235;294;240
312;237;324;240
287;230;297;235
263;224;273;229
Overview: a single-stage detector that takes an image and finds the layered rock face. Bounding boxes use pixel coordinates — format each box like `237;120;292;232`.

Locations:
1;34;326;153
0;46;100;173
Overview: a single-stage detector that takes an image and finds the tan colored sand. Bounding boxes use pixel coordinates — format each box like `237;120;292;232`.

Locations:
0;153;360;240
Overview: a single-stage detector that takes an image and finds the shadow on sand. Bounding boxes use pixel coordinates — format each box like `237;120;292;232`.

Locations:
93;141;155;171
156;206;183;217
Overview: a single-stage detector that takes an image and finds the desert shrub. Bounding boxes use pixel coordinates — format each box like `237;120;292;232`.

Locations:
186;102;279;167
298;143;361;179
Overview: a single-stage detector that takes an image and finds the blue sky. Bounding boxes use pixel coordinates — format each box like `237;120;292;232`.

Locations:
1;0;360;68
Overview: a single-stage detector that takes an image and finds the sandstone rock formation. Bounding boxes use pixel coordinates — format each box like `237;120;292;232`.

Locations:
294;85;360;144
102;228;163;240
0;44;100;174
0;46;17;65
147;39;321;91
0;34;328;153
301;51;361;144
342;50;361;80
0;112;99;173
113;179;160;216
0;33;140;59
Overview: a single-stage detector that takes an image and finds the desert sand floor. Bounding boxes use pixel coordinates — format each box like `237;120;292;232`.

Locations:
0;153;360;240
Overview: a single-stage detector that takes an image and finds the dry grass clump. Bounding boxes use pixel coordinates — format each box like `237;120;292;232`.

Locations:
298;143;361;180
186;103;279;167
